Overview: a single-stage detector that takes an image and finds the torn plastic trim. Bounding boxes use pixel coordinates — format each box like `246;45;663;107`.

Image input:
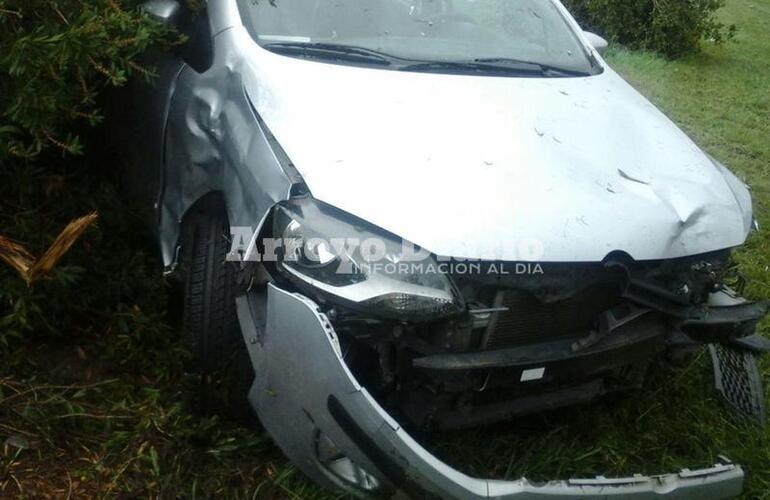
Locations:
682;301;768;337
607;258;768;340
731;334;770;353
237;283;745;499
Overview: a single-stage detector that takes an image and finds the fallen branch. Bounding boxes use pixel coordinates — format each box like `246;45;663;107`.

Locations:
0;212;98;286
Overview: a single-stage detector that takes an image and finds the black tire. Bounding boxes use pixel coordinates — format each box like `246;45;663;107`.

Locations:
179;195;254;422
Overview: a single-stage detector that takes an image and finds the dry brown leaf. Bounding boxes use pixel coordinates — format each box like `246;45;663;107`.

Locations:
0;212;98;286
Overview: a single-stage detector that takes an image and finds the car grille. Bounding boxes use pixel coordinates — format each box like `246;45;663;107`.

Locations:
483;285;622;350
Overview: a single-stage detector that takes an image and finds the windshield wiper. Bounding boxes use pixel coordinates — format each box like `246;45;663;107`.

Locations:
261;44;592;76
400;59;545;76
261;42;394;66
473;57;592;77
401;58;591;77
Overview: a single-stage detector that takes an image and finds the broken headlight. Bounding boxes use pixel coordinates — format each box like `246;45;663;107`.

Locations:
273;197;462;321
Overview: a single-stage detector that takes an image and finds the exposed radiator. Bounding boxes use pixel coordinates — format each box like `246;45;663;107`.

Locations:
482;286;621;350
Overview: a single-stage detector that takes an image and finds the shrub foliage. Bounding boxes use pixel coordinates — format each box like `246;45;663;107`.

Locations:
563;0;735;58
0;1;174;352
0;0;174;159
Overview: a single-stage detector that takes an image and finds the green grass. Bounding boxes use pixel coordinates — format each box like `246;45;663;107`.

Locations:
1;0;770;498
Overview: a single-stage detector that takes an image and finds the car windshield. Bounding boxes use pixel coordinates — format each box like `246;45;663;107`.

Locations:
237;0;598;76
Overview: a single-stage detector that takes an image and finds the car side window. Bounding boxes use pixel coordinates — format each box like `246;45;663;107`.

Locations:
179;8;213;73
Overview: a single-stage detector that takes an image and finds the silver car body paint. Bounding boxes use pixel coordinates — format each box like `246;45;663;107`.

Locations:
156;0;753;267
142;0;181;24
243;46;752;262
158;27;299;265
143;1;756;497
235;283;745;499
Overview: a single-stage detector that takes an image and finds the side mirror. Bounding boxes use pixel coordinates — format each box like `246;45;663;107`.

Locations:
142;0;182;27
583;31;608;56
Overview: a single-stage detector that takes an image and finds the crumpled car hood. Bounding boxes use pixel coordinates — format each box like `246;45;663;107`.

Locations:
245;48;753;262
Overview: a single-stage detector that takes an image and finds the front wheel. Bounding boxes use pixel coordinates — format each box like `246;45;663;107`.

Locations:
179;195;254;422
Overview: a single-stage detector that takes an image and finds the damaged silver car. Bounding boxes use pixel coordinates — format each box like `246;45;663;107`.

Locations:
113;0;770;498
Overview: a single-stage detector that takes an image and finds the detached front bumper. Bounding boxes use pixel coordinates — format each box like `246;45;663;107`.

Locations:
237;283;745;499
